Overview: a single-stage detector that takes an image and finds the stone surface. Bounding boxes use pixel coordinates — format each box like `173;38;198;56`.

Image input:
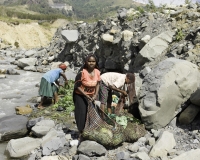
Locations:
0;115;28;141
139;58;200;129
15;105;33;115
178;104;200;124
6;137;41;158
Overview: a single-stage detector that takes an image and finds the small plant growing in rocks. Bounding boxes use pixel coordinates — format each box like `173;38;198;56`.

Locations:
176;28;185;41
185;0;192;5
146;0;157;13
14;41;19;48
136;6;145;14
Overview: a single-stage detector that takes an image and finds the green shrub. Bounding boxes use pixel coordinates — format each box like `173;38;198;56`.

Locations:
185;0;192;5
136;6;145;14
176;28;185;41
145;0;157;12
52;80;75;114
14;41;19;48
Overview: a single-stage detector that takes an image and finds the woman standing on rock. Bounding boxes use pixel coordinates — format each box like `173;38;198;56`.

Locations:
38;63;68;109
73;54;101;140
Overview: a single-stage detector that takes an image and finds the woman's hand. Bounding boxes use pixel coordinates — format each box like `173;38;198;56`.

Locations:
92;95;97;102
86;95;94;102
122;90;128;97
108;85;112;89
86;95;93;102
59;84;64;87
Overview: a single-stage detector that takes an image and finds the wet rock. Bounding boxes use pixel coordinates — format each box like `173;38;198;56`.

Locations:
0;115;28;141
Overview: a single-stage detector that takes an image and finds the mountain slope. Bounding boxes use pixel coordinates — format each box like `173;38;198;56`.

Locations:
0;0;144;19
0;19;68;49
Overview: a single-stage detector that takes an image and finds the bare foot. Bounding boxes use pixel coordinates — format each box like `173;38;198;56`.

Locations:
78;134;84;145
37;106;44;109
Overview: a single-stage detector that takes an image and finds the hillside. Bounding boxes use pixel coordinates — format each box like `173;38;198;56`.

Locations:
0;19;68;49
0;0;147;49
0;0;144;19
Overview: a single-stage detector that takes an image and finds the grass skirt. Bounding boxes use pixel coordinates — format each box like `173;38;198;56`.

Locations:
39;78;58;98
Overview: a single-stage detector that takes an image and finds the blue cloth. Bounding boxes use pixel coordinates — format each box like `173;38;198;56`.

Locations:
42;68;63;83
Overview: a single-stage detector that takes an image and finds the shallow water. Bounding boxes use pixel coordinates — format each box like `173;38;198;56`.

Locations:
0;65;42;117
0;143;7;160
0;59;43;159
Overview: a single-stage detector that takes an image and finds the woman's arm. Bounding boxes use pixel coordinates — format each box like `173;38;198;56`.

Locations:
55;79;60;85
74;72;93;101
77;87;93;101
108;84;127;96
60;72;68;84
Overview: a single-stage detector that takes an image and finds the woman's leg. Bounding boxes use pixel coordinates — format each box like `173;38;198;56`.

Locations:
53;92;59;104
73;93;88;133
38;96;47;109
99;81;110;118
107;89;113;114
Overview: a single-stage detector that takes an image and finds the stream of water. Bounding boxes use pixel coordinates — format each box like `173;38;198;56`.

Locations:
0;60;43;159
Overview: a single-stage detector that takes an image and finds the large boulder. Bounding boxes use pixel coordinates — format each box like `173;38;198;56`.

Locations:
134;30;175;69
0;115;28;141
139;58;200;129
17;58;37;69
6;137;41;158
190;86;200;106
61;30;79;43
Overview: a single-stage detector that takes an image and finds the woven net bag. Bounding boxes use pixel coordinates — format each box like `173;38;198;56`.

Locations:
82;102;125;147
114;110;147;143
123;122;146;142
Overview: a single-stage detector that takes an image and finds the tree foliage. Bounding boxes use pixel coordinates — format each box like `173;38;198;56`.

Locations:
1;0;134;20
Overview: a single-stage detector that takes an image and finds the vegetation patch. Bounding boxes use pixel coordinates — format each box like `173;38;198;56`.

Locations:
29;80;75;124
176;28;185;41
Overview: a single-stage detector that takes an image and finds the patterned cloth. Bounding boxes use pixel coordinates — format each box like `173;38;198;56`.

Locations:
39;78;58;98
99;80;112;105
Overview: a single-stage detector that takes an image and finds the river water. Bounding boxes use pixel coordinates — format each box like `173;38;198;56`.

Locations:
0;57;43;160
0;56;76;159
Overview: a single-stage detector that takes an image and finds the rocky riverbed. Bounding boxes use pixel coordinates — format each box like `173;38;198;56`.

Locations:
0;55;77;160
1;55;200;160
0;56;43;160
0;59;42;117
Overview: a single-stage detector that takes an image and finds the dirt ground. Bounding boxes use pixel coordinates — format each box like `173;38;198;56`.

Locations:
0;19;68;49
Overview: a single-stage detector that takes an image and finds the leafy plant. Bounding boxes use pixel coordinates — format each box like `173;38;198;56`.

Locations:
14;41;19;48
126;12;140;21
52;80;75;114
185;0;192;5
176;28;185;41
107;113;141;129
145;0;157;13
136;6;145;14
29;80;75;123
